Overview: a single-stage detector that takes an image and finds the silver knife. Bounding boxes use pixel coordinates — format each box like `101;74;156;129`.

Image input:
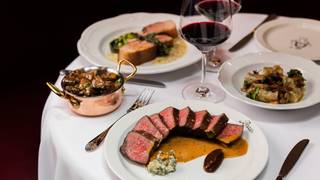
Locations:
276;139;309;180
313;59;320;65
229;14;278;52
127;78;166;88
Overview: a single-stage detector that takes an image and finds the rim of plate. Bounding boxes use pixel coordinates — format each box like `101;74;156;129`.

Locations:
218;52;320;110
254;17;320;60
77;12;201;74
103;100;269;180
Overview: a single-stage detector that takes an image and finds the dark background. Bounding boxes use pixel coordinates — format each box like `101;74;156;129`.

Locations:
2;0;319;179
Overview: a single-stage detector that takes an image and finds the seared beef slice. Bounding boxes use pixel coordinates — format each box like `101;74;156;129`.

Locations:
120;131;158;165
192;110;211;136
178;106;195;129
133;116;163;141
216;123;244;145
149;114;170;138
205;113;228;138
159;107;179;130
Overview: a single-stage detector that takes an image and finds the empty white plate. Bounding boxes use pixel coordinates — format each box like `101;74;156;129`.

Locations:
254;18;320;60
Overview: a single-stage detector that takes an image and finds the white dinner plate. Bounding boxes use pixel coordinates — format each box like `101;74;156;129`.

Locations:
104;100;268;180
218;52;320;110
77;13;201;74
254;18;320;60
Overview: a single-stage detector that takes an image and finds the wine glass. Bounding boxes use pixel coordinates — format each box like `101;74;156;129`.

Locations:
232;0;242;14
179;0;233;102
206;0;241;72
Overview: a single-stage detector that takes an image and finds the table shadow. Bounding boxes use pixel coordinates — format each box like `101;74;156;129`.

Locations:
134;61;201;82
224;97;320;124
103;163;121;180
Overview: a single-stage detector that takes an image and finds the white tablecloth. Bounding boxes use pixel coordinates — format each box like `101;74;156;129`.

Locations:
38;13;320;180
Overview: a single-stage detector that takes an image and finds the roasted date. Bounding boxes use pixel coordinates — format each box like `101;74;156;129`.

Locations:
203;149;224;173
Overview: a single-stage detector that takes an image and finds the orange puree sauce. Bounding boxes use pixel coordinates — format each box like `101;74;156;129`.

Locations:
151;136;248;163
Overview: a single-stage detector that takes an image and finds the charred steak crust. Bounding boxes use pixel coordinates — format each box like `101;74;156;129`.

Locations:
179;106;195;128
200;112;211;131
192;110;211;137
172;107;179;126
176;107;196;135
216;124;244;145
185;109;195;129
205;113;228;138
159;107;179;130
134;130;161;148
133;116;164;142
149;113;170;138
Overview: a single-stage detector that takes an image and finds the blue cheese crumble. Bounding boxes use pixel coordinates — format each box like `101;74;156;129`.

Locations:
147;150;177;176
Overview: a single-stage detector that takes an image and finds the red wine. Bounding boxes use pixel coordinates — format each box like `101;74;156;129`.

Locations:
181;22;231;50
195;0;240;21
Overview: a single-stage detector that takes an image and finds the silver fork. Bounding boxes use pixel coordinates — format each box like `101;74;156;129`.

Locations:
85;88;155;152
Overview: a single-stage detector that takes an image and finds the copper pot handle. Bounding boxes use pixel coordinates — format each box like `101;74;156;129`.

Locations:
46;82;81;109
117;59;137;81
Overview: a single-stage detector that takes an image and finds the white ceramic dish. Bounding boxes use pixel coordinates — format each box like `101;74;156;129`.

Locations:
104;100;268;180
218;52;320;110
254;18;320;60
77;13;201;74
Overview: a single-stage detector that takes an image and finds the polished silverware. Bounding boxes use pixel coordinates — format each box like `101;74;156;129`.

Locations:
312;59;320;65
276;139;309;180
126;78;166;88
60;69;166;88
229;14;278;52
85;88;155;152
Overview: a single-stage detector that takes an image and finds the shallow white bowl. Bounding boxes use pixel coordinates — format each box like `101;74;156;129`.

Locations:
218;52;320;110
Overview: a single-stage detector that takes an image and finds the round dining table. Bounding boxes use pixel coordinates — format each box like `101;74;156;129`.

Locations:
38;13;320;180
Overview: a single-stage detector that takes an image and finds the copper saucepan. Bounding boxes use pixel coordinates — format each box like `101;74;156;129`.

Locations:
47;59;137;116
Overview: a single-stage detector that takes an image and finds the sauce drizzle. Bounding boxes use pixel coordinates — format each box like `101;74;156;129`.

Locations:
151;136;248;163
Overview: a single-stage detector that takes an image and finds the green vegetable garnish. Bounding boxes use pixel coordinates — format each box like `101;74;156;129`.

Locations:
144;33;171;56
109;32;172;56
110;33;139;53
287;69;303;78
247;87;260;100
243;80;251;89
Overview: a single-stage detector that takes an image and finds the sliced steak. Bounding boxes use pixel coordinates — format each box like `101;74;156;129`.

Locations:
120;131;158;165
178;106;195;129
133;116;163;141
192;110;211;137
216;123;244;145
149;113;170;138
159;107;179;130
205;113;228;138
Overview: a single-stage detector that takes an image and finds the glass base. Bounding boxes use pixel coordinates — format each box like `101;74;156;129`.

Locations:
182;82;225;103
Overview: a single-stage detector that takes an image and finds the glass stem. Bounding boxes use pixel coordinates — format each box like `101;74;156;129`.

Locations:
200;49;214;84
201;52;207;84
